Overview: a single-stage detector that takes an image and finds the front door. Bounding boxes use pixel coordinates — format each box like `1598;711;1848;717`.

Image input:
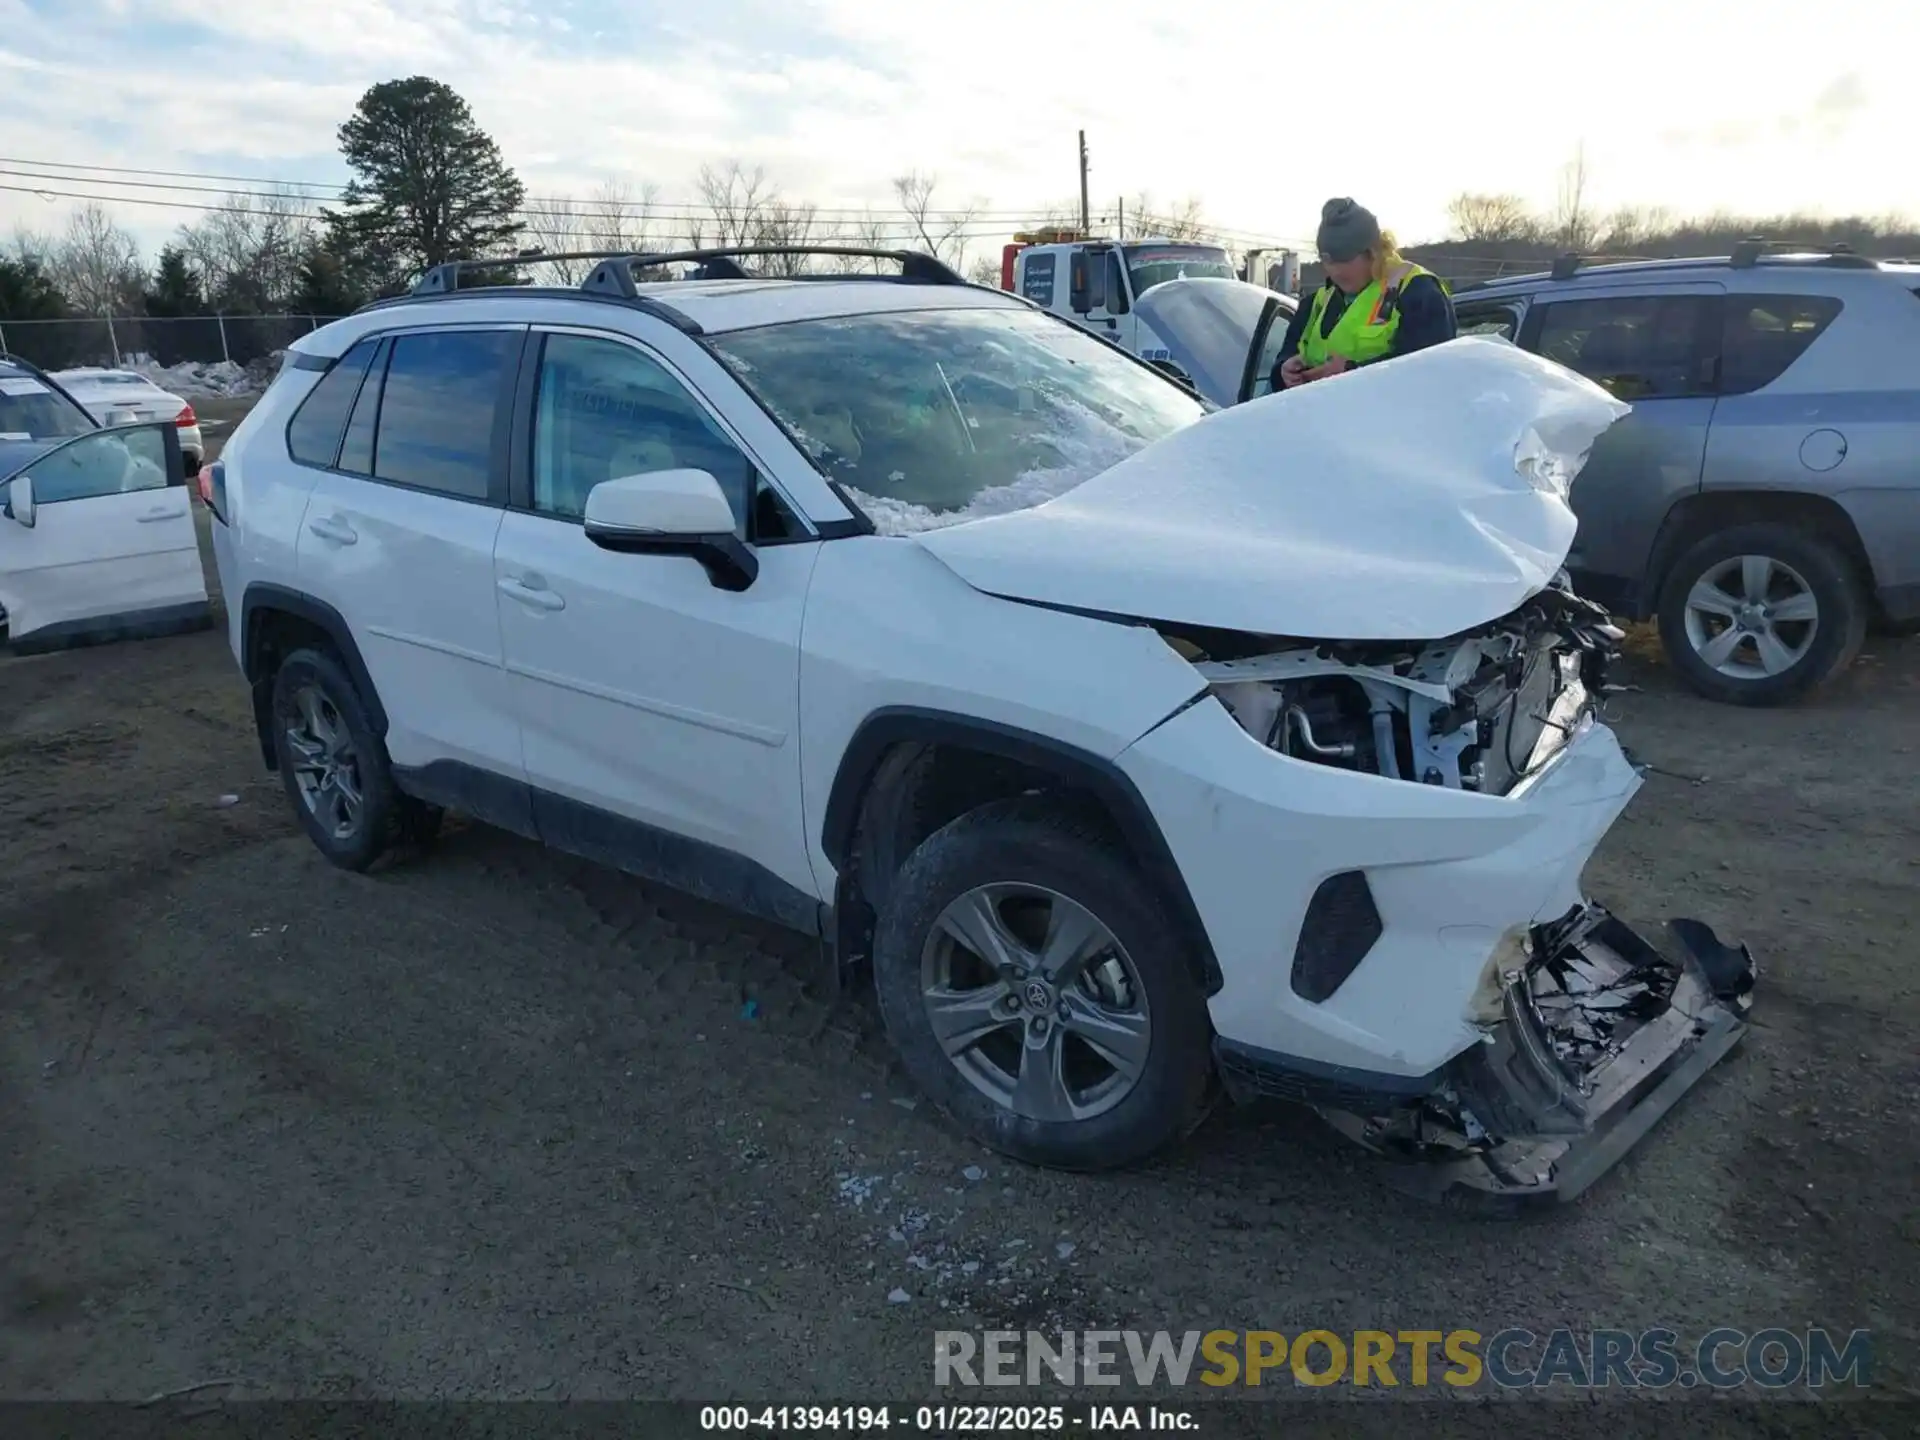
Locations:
0;425;206;649
491;328;819;921
1519;284;1724;612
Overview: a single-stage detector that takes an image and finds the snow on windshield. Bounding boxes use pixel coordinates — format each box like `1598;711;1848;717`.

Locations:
840;395;1145;535
709;307;1205;537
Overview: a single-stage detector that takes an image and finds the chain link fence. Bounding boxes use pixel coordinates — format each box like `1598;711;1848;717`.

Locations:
0;313;346;372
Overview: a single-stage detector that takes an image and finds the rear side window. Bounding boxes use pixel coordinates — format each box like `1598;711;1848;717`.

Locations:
1533;295;1719;400
1718;295;1843;395
370;330;519;500
1457;301;1522;340
286;341;377;467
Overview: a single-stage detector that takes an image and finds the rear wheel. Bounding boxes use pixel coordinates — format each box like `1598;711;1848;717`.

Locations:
1655;522;1866;706
871;798;1212;1171
269;647;427;871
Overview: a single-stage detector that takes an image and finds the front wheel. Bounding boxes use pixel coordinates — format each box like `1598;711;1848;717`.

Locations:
1655;522;1867;706
871;798;1213;1171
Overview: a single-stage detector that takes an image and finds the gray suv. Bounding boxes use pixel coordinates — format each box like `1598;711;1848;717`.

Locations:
1450;246;1920;705
1134;247;1920;705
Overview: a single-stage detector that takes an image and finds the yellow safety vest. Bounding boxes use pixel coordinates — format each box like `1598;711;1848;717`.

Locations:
1297;261;1439;367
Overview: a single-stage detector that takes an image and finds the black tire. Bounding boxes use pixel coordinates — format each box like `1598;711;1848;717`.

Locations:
871;797;1213;1172
268;646;410;872
1655;522;1867;707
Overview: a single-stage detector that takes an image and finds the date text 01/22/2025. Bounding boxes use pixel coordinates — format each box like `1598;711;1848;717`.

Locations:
699;1405;1199;1432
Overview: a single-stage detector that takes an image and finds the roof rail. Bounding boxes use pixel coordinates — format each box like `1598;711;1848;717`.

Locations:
411;244;967;298
1728;236;1878;269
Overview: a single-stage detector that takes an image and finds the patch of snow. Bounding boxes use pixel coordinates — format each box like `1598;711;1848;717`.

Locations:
887;1287;912;1305
847;396;1147;538
960;1164;987;1182
120;353;265;399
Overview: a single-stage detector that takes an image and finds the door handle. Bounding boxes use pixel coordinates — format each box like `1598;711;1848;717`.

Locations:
497;576;566;612
307;515;357;546
136;507;175;523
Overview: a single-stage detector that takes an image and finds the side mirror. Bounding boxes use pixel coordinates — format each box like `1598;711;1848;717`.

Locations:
1068;250;1107;315
583;468;757;592
3;474;34;528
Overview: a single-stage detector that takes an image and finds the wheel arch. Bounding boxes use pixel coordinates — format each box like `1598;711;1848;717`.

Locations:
1639;488;1875;620
240;583;387;769
821;707;1223;997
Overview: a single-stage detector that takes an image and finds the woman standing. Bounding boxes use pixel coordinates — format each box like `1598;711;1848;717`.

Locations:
1274;198;1456;390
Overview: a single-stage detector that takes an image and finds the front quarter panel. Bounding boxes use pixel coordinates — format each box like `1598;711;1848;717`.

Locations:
798;537;1208;894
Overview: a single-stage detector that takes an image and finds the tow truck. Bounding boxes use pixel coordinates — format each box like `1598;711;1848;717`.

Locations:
999;230;1238;368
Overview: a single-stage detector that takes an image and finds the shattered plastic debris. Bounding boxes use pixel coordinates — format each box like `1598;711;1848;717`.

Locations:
739;1000;760;1021
960;1165;987;1182
837;1174;884;1208
1055;1241;1077;1260
887;1288;912;1305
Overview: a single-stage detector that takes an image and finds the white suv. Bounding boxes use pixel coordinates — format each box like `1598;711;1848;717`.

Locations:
207;246;1757;1203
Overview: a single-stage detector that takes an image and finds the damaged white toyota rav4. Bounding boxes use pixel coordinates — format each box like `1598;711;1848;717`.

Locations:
207;247;1758;1204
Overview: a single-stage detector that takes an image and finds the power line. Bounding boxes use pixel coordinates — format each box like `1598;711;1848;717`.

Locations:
0;157;1060;223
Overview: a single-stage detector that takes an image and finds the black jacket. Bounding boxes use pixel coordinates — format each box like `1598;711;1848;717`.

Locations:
1273;272;1456;389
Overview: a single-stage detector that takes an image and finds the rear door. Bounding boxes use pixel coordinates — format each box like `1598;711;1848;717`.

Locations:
0;424;207;647
1518;284;1724;612
292;324;527;790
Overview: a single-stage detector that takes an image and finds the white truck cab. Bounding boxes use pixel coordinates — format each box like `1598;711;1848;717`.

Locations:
1001;235;1236;368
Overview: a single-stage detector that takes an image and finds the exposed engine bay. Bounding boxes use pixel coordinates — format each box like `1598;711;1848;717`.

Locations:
1319;904;1757;1204
1163;574;1624;796
1157;576;1760;1204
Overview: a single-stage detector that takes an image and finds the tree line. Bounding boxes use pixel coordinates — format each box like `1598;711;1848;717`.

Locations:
5;83;1913;341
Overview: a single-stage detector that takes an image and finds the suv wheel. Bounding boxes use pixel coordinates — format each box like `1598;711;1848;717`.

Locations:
1656;522;1866;706
871;798;1212;1171
269;646;415;871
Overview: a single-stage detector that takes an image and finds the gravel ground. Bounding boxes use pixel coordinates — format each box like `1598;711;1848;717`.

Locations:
1;405;1913;1425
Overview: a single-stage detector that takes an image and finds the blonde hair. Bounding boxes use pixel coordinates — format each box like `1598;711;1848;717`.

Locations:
1370;231;1406;287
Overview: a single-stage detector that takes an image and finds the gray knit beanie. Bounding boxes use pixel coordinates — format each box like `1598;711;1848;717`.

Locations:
1316;198;1381;263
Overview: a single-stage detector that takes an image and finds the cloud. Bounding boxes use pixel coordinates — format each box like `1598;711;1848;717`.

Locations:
0;1;1909;265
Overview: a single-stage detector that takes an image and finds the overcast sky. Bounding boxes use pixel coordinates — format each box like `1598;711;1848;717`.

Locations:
1;0;1910;267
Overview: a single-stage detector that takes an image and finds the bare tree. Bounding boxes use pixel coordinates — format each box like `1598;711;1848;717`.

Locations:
753;200;821;274
52;202;144;313
175;189;317;310
966;255;1001;287
691;161;777;248
1596;203;1675;253
1445;192;1539;243
891;169;975;266
1551;144;1600;252
584;179;659;253
1123;194;1214;243
7;225;57;267
820;209;895;273
520;195;591;282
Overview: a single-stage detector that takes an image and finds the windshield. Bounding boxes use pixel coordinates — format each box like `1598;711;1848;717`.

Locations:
0;372;98;441
1124;244;1235;297
708;307;1208;535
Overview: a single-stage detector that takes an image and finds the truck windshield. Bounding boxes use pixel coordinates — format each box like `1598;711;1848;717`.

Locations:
1124;244;1235;296
0;372;98;441
709;307;1207;535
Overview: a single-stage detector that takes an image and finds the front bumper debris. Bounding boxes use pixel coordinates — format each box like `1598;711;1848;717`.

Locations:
1321;903;1756;1205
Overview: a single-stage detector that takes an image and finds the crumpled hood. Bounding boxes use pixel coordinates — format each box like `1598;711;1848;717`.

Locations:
914;337;1630;640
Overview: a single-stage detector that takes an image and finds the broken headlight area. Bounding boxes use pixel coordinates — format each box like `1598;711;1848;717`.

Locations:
1165;577;1624;796
1320;903;1757;1205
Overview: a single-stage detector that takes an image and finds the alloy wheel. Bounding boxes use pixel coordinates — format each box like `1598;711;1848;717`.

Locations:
1682;554;1819;681
919;882;1151;1123
284;685;365;842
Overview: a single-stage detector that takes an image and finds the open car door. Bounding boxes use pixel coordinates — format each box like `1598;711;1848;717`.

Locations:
0;422;209;653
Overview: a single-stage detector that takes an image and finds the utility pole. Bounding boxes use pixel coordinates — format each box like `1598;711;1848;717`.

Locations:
1116;195;1124;239
1077;130;1090;235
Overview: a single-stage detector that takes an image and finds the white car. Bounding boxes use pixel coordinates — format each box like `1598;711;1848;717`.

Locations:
1;358;209;651
205;247;1758;1203
51;366;204;474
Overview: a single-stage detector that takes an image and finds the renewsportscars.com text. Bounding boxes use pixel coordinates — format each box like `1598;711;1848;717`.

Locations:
934;1328;1872;1390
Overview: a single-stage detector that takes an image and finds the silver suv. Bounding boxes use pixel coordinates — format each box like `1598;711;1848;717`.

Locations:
1452;244;1920;706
